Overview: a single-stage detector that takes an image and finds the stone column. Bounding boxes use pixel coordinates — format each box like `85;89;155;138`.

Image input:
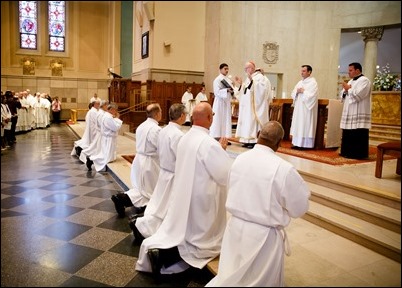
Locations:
361;26;384;84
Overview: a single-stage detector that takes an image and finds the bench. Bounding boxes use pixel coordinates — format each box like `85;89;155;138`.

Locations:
375;141;401;178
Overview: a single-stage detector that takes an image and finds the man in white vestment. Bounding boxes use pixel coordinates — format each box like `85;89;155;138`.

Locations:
16;92;30;132
25;90;36;130
87;102;122;172
339;62;372;159
234;61;270;148
71;100;100;157
289;64;319;149
89;92;102;104
110;103;162;218
195;85;208;104
130;103;187;241
41;94;51;128
79;100;109;164
181;85;195;125
206;121;310;287
135;102;231;276
34;93;45;129
209;63;235;142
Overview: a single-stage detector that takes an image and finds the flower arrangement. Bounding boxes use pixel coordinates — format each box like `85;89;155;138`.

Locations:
373;63;398;91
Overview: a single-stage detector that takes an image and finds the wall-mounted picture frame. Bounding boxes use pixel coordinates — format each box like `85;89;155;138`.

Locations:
142;31;149;59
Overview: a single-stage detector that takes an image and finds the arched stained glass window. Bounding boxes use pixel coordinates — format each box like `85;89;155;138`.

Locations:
48;1;65;52
19;1;38;50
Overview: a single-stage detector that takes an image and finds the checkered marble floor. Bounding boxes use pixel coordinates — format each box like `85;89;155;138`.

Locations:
1;124;213;287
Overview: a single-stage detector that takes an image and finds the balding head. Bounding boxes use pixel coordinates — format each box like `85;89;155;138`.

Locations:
244;61;256;75
257;121;284;151
192;102;213;129
146;103;162;121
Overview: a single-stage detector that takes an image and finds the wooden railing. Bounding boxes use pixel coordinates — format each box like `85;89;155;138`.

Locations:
118;101;155;133
119;100;154;116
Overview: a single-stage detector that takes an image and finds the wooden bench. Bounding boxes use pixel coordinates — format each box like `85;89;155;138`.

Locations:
375;141;401;178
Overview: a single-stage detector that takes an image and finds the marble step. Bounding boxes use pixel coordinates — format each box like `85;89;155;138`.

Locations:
308;182;401;234
301;172;401;210
303;201;401;263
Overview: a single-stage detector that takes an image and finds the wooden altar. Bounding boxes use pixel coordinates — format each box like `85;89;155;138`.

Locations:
270;98;330;150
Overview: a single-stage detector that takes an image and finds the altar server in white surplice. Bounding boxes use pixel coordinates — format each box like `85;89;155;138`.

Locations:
210;63;235;140
195;85;208;104
181;85;195;125
206;121;310;287
88;102;122;172
234;61;270;148
132;103;187;239
289;65;319;149
79;100;109;164
135;102;231;276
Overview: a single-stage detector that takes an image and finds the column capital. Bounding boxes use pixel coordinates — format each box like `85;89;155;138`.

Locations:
361;26;384;42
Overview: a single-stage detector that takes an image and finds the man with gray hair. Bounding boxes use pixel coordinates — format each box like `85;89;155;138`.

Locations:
206;121;310;287
130;103;187;242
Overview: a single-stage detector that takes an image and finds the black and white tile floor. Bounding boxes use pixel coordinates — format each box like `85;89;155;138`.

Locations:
1;124;213;287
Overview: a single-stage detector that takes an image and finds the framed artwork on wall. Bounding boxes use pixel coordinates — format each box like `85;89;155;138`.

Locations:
142;31;149;59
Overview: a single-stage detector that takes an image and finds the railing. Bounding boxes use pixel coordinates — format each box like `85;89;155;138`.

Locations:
118;100;156;133
118;100;155;116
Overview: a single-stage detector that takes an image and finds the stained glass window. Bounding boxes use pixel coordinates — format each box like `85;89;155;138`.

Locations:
19;1;38;50
48;1;65;52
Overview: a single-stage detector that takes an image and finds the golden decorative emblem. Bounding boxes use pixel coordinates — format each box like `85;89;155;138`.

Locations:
263;42;279;64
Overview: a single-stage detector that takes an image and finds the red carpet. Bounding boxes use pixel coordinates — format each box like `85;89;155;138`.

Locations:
122;140;394;166
228;138;394;166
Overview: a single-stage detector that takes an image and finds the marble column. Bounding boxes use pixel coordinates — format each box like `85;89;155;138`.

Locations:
361;26;384;84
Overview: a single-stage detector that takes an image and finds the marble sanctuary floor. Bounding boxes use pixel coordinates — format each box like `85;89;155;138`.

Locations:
1;122;401;287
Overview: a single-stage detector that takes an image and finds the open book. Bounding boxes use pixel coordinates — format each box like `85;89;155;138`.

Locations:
221;79;234;95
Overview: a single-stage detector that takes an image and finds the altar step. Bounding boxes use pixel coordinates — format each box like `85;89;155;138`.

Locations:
369;124;401;143
301;172;401;263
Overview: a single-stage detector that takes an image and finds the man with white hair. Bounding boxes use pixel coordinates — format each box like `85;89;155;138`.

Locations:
234;61;270;148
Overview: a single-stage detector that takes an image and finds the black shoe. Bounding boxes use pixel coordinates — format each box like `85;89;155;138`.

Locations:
111;194;126;218
86;157;93;171
241;143;255;148
128;212;144;222
129;218;145;244
147;248;162;276
75;146;83;156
